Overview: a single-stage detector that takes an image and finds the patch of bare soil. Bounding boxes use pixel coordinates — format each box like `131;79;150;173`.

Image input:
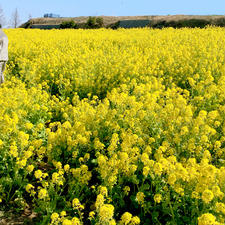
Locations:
0;208;37;225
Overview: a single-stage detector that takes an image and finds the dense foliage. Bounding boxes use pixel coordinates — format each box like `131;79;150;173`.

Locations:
60;21;78;29
1;27;225;225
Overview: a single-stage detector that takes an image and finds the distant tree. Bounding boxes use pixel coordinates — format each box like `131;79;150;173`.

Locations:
214;18;225;27
86;16;104;28
11;8;20;28
86;16;97;28
0;5;5;28
60;20;78;29
96;17;104;28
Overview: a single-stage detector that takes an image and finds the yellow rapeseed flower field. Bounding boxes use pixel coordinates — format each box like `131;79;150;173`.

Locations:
1;27;225;224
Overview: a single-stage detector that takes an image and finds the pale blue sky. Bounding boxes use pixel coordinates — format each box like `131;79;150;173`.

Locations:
0;0;225;27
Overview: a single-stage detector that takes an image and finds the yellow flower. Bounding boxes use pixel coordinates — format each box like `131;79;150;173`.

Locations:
109;219;117;225
180;126;189;135
154;194;162;203
25;122;33;130
94;138;105;150
192;191;200;199
18;131;29;147
143;166;150;177
25;184;34;193
121;212;132;225
99;204;114;222
42;181;49;188
167;173;176;185
212;185;221;196
34;170;43;179
123;186;130;196
62;219;72;225
37;123;44;130
51;212;59;222
64;164;70;172
71;217;81;225
199;110;207;118
24;150;33;159
136;192;145;205
188;77;195;86
42;173;49;179
130;216;140;224
214;141;221;149
153;162;163;176
72;198;83;210
16;158;27;168
38;188;48;199
200;135;208;143
198;213;217;225
214;121;221;127
60;211;67;217
100;186;108;197
202;189;214;204
52;172;60;184
62;121;72;129
55;162;62;169
89;211;95;219
215;202;225;215
9;145;18;158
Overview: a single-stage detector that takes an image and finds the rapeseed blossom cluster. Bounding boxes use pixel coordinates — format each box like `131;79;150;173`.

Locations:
1;27;225;224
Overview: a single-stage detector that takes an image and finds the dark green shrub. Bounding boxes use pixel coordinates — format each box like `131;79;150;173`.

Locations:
96;17;104;28
21;20;33;28
107;21;120;29
86;17;104;28
151;20;167;29
76;23;86;29
179;19;210;28
86;16;97;28
150;19;211;29
214;18;225;27
60;20;78;29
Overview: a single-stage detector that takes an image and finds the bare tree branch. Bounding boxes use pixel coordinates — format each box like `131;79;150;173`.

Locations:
11;8;20;28
0;5;6;28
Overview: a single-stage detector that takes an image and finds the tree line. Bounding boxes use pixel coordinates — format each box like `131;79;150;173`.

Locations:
59;17;104;29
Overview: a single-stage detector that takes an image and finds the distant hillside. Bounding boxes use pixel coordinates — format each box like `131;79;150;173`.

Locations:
20;15;225;29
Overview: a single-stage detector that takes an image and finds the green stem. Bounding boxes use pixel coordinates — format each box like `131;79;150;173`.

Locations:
9;171;28;202
169;201;175;224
